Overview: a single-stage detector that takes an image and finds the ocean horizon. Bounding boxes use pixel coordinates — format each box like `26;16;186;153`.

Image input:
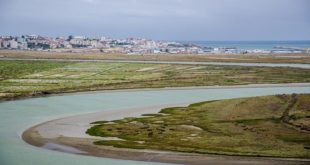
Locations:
177;40;310;50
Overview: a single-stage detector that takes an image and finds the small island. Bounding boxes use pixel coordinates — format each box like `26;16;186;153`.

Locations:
87;94;310;158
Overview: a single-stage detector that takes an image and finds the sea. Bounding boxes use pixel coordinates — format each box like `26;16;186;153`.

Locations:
179;41;310;50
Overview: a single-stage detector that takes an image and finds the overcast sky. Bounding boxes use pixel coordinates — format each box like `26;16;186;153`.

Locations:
0;0;309;41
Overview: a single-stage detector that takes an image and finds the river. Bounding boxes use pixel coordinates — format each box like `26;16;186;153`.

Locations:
1;85;310;165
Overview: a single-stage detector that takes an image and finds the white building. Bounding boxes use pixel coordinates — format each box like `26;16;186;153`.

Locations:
63;41;72;49
18;42;28;49
91;40;103;48
27;35;39;40
73;36;85;39
70;38;83;45
8;40;18;49
2;40;10;48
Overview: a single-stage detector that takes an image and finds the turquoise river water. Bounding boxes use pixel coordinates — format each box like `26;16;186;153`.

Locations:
1;86;310;165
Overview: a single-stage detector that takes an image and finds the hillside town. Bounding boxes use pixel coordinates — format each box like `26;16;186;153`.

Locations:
0;35;309;54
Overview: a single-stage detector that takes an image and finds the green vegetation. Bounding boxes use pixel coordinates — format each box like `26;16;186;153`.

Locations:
87;94;310;158
0;61;70;79
1;60;310;100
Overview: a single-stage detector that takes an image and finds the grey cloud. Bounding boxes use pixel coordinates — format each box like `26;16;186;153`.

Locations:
0;0;309;40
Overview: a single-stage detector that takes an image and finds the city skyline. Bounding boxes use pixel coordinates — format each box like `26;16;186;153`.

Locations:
0;0;310;41
1;34;309;55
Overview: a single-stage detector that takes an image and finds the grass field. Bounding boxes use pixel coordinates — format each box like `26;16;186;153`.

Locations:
1;60;310;100
87;94;310;158
1;50;310;64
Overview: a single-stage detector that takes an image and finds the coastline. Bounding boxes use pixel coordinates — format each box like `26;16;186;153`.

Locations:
21;83;310;165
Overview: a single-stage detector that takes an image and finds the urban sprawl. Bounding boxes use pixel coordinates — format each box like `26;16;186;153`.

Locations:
0;35;309;54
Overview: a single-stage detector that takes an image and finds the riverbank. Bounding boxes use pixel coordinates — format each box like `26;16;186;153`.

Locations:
4;82;310;102
22;84;310;165
1;60;310;101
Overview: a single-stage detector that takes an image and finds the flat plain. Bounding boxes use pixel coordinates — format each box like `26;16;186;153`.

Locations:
1;50;310;64
1;60;310;100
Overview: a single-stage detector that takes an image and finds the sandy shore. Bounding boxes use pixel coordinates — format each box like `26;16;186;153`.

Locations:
22;84;310;165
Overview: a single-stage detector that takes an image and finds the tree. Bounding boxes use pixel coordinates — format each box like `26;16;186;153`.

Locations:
67;35;73;41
